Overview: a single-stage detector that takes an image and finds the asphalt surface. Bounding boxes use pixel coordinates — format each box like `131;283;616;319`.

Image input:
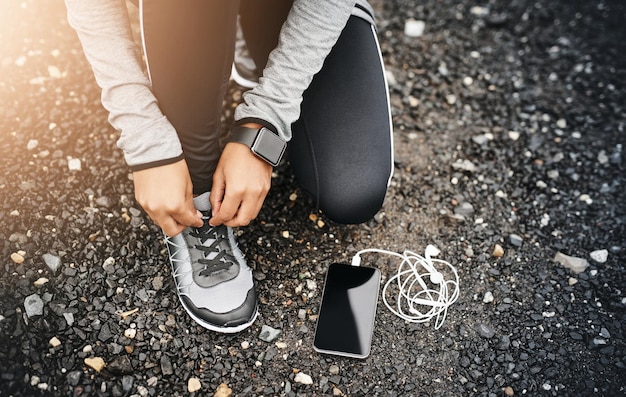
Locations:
1;0;625;396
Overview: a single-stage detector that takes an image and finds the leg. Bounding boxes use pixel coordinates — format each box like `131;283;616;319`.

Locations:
139;0;239;194
289;14;394;224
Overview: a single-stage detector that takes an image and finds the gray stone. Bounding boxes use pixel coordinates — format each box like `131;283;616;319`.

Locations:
66;371;82;386
160;355;173;376
451;159;477;173
24;294;44;318
42;253;62;273
476;323;496;339
454;202;475;217
508;234;524;247
63;312;75;326
258;325;281;342
554;252;589;274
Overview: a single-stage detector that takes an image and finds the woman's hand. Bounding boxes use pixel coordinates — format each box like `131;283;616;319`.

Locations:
210;136;273;227
133;159;203;236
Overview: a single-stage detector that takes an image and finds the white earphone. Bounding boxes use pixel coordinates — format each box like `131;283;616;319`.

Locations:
351;245;460;329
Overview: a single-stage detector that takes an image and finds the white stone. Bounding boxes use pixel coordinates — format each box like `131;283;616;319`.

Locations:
68;157;82;171
34;277;49;286
554;252;589;274
470;6;489;17
27;139;39;150
483;291;494;303
404;19;426;37
508;130;521;141
187;377;202;393
294;372;313;385
590;249;608;263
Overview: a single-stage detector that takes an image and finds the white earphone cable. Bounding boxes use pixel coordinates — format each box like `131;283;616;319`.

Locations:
351;245;460;329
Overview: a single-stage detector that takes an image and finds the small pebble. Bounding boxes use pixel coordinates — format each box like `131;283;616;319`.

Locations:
67;157;82;171
504;386;514;396
24;294;44;318
84;357;106;372
554;252;589;274
102;257;115;273
404;19;425;37
259;325;281;342
27;139;39;150
42;253;62;272
124;328;137;339
187;377;201;393
294;372;313;385
11;252;25;264
49;337;61;348
476;323;496;338
34;277;49;286
483;291;494;303
508;130;520;141
508;234;523;247
589;249;608;263
493;244;504;258
241;341;250;349
214;383;232;397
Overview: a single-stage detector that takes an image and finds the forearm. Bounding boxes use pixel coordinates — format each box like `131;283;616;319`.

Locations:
65;0;182;169
234;0;357;141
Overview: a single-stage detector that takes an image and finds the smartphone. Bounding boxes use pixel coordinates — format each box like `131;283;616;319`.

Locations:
313;263;381;359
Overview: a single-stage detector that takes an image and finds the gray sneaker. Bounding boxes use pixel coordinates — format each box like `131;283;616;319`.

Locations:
165;212;257;333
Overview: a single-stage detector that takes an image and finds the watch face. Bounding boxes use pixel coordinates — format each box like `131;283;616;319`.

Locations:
252;128;286;166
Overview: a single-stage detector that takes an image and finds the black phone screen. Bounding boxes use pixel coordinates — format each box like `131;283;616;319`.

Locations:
313;263;381;358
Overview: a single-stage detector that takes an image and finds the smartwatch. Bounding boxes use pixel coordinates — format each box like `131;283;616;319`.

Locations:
228;126;287;167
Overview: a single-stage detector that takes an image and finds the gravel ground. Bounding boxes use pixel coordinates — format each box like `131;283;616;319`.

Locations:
1;0;625;396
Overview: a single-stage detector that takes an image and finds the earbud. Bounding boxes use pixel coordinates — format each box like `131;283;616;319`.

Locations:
424;244;440;258
423;245;443;284
429;271;444;284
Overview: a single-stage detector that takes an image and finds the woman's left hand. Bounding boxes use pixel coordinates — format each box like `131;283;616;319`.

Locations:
209;133;273;227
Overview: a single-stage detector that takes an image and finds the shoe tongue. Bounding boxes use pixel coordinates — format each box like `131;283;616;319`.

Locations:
193;191;211;212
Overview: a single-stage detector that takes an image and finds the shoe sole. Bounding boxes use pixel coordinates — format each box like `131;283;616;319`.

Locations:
230;64;258;89
177;293;258;333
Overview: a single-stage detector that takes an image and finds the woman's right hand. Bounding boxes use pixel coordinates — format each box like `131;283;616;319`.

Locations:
132;159;203;236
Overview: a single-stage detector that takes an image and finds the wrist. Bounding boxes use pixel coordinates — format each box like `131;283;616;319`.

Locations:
228;125;286;167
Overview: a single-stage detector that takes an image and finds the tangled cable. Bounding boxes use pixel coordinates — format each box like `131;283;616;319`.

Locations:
351;245;460;329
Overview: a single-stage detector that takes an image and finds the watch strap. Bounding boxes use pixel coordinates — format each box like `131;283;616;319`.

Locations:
228;126;259;147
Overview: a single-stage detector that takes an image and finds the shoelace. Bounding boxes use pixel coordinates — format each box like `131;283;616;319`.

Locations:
189;220;234;277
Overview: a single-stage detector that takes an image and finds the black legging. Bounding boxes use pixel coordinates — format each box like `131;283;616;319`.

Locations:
139;0;393;224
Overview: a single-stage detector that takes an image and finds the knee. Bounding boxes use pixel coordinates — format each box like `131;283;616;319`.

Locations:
318;176;389;224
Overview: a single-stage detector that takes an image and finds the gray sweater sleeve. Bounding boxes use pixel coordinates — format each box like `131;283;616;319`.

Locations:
65;0;183;169
234;0;358;140
65;0;369;168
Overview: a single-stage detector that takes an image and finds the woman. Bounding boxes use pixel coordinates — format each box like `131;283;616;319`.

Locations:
65;0;393;333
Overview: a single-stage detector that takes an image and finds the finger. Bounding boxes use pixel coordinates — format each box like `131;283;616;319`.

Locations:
159;216;187;237
226;195;263;227
173;206;203;228
210;176;225;218
210;190;242;226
